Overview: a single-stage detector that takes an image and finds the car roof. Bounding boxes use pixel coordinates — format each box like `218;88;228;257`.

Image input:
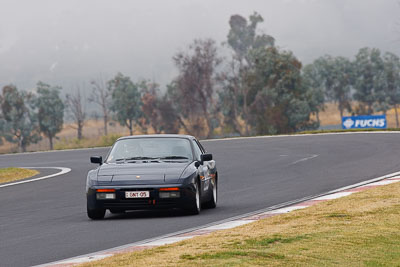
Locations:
117;134;195;141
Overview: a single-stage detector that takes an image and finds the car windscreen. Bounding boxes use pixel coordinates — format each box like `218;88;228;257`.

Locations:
106;138;193;163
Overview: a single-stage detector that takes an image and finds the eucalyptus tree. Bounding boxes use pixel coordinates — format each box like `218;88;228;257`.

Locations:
0;85;41;152
0;109;3;145
382;52;400;127
302;64;325;124
245;47;317;134
109;73;142;135
220;12;275;135
227;12;275;66
140;81;180;134
353;47;385;115
156;95;181;134
304;56;353;119
35;81;64;150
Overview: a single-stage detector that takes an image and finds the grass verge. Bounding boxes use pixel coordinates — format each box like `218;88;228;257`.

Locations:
80;181;400;266
53;134;122;150
0;167;39;184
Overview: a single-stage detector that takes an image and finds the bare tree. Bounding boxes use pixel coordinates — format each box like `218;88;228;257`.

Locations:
173;39;221;138
88;74;111;135
66;87;87;140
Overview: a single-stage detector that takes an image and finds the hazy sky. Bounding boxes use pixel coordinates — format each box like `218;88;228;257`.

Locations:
0;0;399;92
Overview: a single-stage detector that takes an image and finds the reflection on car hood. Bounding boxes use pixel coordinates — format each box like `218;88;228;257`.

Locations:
97;162;190;185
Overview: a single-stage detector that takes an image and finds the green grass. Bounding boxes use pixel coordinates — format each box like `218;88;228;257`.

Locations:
80;180;400;267
0;167;39;184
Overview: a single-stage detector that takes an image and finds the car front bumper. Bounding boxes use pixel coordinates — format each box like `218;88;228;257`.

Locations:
87;184;196;211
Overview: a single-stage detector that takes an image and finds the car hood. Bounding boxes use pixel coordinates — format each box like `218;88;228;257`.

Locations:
97;162;190;185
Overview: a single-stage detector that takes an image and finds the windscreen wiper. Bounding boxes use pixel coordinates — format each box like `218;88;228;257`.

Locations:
115;156;159;163
160;156;189;160
125;156;159;160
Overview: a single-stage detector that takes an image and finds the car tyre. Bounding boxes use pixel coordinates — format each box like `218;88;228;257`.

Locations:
186;181;201;215
203;178;217;209
87;207;106;220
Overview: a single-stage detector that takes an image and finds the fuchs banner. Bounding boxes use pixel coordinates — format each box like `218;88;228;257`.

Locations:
342;115;387;129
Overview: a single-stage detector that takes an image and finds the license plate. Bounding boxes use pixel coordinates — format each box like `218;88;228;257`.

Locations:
125;191;150;198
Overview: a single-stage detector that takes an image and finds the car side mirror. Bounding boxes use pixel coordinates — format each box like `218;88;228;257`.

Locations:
90;156;103;165
200;153;213;164
194;161;200;168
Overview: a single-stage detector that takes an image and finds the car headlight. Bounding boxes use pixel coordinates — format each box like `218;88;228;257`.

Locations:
96;193;116;199
96;189;116;199
159;191;180;198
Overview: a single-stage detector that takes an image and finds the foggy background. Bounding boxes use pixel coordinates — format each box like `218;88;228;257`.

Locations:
0;0;399;92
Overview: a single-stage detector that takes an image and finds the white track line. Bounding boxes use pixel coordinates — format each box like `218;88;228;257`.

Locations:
0;167;71;188
267;206;309;214
202;220;253;231
314;192;353;200
368;180;399;186
141;236;194;246
291;154;319;165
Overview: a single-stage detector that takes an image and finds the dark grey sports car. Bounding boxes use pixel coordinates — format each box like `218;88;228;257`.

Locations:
86;134;218;219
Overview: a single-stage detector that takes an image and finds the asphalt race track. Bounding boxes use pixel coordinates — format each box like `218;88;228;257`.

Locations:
1;133;400;267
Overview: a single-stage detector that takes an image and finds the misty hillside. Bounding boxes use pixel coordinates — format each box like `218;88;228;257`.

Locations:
0;0;399;93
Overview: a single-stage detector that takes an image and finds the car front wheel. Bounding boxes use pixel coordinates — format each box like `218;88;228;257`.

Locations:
87;207;106;220
185;181;201;215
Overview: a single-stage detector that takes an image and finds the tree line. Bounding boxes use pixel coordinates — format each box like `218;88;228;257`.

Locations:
1;12;400;152
305;48;400;126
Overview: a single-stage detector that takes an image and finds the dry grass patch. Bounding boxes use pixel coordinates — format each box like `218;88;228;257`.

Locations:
53;134;122;150
80;181;400;267
0;167;39;184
